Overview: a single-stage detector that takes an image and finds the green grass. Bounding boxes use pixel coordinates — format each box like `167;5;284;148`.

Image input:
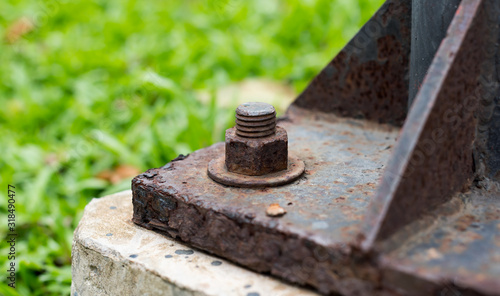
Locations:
0;0;384;294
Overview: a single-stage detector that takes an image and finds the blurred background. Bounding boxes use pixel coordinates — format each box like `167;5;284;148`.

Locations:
0;0;383;295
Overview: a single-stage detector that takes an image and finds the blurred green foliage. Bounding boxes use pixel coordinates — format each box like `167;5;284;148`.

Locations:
0;0;383;294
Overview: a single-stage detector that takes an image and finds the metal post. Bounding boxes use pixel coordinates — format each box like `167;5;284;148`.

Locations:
409;0;461;108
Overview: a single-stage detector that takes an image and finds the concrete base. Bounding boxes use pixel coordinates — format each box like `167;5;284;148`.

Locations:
71;190;317;296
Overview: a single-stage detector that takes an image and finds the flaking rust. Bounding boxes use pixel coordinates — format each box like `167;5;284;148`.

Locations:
224;126;288;176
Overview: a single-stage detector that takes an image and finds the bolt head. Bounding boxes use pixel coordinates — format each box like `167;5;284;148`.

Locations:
225;126;288;176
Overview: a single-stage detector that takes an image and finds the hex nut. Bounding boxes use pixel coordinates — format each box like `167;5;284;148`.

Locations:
225;126;288;176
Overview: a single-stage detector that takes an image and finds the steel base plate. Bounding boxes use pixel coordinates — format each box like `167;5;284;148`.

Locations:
132;106;401;295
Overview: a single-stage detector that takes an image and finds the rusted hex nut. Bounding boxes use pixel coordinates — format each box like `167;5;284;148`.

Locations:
208;102;304;187
225;126;288;176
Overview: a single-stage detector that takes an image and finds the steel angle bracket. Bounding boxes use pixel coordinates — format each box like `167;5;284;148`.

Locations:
132;0;500;295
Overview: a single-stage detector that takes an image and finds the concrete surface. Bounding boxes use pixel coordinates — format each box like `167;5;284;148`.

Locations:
71;190;318;296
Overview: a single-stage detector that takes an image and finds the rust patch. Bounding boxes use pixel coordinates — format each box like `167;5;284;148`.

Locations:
292;0;411;126
225;127;287;176
454;215;478;231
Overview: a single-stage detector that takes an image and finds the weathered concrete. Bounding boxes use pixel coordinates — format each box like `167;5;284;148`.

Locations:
72;190;318;296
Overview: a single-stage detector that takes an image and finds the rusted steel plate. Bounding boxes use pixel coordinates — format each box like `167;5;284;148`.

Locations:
132;106;400;295
293;0;411;126
380;187;500;295
362;0;488;247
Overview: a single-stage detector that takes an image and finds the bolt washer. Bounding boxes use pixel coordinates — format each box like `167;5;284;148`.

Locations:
207;154;305;188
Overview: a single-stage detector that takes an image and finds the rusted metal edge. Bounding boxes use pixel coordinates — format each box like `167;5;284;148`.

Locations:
361;0;487;249
292;0;411;126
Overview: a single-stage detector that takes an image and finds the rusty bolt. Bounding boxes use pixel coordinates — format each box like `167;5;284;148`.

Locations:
225;102;288;176
208;102;304;187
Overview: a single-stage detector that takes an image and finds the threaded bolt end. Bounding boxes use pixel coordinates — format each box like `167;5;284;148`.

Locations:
235;102;276;138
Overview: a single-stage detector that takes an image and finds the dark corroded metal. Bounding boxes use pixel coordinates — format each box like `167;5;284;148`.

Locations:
408;0;461;107
293;0;412;126
224;126;287;176
473;0;500;182
362;0;489;246
133;0;500;295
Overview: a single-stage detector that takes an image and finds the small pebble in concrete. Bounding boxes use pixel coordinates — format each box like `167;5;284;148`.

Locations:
106;233;113;236
175;249;194;255
211;260;222;266
247;293;260;296
129;254;138;258
110;206;117;209
244;284;252;289
165;255;173;258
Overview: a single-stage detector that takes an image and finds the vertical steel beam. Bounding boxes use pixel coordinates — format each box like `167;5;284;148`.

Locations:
408;0;461;107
